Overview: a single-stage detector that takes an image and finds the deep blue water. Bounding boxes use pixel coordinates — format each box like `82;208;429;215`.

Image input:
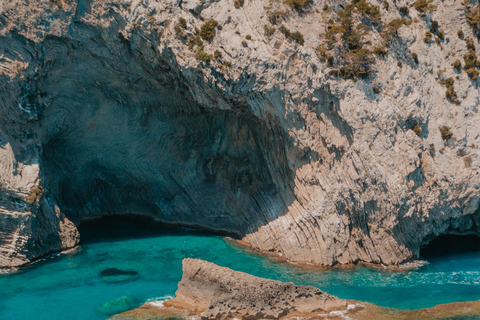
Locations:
1;217;480;319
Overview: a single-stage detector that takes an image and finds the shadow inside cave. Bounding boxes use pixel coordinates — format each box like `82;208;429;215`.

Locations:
77;214;230;245
420;234;480;260
35;20;298;239
0;4;354;254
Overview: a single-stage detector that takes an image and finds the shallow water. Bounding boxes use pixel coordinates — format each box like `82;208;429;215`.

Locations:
1;217;480;319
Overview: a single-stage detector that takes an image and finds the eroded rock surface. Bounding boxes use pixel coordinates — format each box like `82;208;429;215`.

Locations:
110;258;348;319
1;0;480;267
110;259;480;320
170;258;346;318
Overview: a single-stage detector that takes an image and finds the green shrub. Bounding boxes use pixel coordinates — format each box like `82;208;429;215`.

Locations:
354;0;381;19
179;18;187;29
464;49;477;70
453;59;462;71
196;50;212;62
446;86;458;102
439;126;453;141
372;86;381;94
373;45;388;56
466;38;476;51
466;67;480;80
279;25;291;38
427;144;435;157
437;30;445;41
381;18;406;40
458;30;464;38
51;0;62;9
399;6;409;16
245;34;252;40
424;31;433;43
339;48;374;78
290;31;304;45
411;51;419;64
214;50;222;59
444;78;460;104
464;155;473;167
414;0;436;14
267;11;287;25
284;0;310;8
264;25;276;36
188;34;203;50
241;40;248;47
234;0;244;8
278;25;304;45
466;8;480;27
200;20;218;40
413;124;422;136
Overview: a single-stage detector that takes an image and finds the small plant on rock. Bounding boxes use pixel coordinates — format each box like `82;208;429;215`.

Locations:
414;0;436;14
284;0;310;9
453;59;462;71
200;20;218;40
413;124;422;136
399;6;409;16
440;126;453;141
264;25;276;37
196;50;213;63
234;0;244;8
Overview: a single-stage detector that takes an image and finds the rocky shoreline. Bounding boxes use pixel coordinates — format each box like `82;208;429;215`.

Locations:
109;258;480;320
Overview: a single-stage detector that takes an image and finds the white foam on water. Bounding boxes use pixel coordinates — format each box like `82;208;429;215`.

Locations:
145;295;175;308
0;267;19;275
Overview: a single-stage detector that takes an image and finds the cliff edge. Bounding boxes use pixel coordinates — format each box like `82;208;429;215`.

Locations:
1;0;480;267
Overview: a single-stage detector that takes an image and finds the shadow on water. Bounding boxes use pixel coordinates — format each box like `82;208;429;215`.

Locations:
420;234;480;260
77;215;224;245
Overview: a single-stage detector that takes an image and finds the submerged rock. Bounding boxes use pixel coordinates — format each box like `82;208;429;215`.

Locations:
99;268;140;283
96;296;141;316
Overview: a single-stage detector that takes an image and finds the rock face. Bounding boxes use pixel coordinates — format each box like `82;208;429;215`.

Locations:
1;0;480;268
171;259;346;318
110;259;480;320
121;258;346;319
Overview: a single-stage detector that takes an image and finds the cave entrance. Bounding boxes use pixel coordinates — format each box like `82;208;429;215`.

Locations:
420;234;480;260
77;215;221;245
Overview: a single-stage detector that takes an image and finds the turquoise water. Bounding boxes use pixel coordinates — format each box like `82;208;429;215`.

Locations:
1;217;480;319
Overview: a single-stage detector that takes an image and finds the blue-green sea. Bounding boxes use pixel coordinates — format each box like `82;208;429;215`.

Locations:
1;217;480;320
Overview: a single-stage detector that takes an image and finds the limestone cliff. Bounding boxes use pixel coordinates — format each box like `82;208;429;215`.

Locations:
0;0;480;268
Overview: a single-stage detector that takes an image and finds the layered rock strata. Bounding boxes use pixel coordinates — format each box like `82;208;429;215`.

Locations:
1;0;480;267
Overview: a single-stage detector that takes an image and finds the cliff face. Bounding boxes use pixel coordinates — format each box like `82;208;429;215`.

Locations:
1;0;480;268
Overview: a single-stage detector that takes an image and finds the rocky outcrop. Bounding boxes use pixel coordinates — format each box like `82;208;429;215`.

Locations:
111;258;349;319
1;0;480;268
168;258;346;318
110;259;480;320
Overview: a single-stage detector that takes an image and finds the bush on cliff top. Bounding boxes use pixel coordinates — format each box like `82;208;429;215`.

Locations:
200;20;218;40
